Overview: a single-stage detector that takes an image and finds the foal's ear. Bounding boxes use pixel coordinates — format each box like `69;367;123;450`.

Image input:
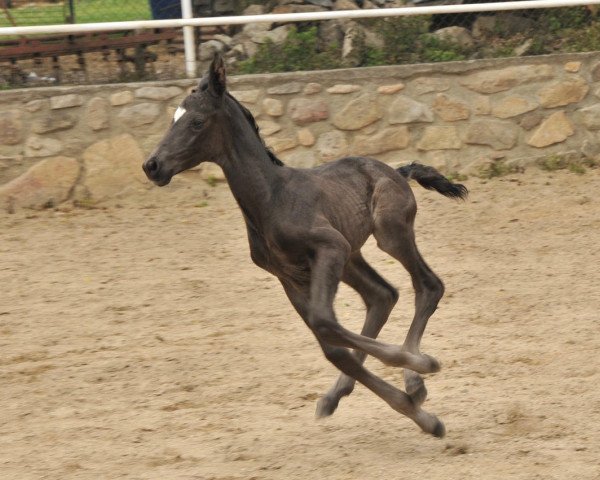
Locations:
208;53;226;98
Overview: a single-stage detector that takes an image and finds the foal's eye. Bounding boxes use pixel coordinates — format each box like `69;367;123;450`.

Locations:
191;118;204;130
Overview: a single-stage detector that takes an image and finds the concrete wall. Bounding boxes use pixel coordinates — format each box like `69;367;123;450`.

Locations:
2;51;600;209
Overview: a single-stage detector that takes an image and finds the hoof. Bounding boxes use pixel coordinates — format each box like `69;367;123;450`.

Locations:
423;354;441;373
416;411;445;438
315;396;339;418
432;419;446;438
406;375;428;406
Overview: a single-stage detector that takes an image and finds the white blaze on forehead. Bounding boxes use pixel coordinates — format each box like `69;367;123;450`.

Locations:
173;106;187;123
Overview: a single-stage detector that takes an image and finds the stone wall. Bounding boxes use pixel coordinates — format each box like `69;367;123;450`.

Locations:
2;51;600;210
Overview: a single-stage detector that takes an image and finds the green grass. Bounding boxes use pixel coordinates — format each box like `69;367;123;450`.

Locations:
537;153;596;175
477;160;522;179
538;154;568;172
0;0;151;28
204;175;219;187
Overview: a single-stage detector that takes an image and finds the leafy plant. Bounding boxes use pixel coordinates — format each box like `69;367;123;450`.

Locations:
447;172;469;182
537;153;594;174
539;7;590;33
204;175;219;187
538;154;567;172
236;26;342;74
421;35;468;63
371;16;431;65
363;47;385;66
569;163;587;175
477;160;520;179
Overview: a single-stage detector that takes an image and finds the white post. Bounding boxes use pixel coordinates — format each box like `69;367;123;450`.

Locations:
181;0;196;78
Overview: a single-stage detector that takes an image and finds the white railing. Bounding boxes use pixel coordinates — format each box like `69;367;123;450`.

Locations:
1;0;599;78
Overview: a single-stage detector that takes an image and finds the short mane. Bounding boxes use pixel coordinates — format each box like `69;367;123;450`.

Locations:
226;92;285;167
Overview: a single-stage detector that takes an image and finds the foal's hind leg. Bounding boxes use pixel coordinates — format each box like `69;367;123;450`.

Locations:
317;252;399;418
374;188;445;406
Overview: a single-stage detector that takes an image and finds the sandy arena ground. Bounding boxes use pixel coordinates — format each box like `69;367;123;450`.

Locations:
1;167;599;479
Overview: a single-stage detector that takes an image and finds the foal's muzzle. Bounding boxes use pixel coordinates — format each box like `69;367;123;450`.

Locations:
142;156;172;186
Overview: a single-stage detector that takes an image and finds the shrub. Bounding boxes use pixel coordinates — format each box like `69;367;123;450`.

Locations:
236;7;600;74
369;16;431;65
236;26;342;74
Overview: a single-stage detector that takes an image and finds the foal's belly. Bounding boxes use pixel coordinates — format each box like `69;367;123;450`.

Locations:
321;193;373;252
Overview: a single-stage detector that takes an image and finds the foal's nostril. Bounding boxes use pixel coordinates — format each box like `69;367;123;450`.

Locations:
145;158;159;174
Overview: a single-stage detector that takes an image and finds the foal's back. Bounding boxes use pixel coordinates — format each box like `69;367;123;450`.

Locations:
278;156;416;251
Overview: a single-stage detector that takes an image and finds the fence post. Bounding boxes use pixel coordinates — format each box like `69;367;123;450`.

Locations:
181;0;196;78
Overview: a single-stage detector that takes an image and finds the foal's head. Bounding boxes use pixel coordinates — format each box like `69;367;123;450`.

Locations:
143;54;229;186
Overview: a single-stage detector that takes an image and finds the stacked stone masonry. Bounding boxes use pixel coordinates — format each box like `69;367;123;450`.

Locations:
2;52;600;209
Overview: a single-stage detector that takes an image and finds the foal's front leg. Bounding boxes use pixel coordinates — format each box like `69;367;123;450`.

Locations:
284;234;444;437
317;252;399;418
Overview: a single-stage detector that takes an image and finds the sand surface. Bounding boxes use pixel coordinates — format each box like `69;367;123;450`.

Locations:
1;168;599;479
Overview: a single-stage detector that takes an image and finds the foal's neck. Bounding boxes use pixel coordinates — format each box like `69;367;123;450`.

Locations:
214;105;285;229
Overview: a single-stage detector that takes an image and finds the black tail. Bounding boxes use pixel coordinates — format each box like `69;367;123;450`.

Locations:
397;163;468;200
